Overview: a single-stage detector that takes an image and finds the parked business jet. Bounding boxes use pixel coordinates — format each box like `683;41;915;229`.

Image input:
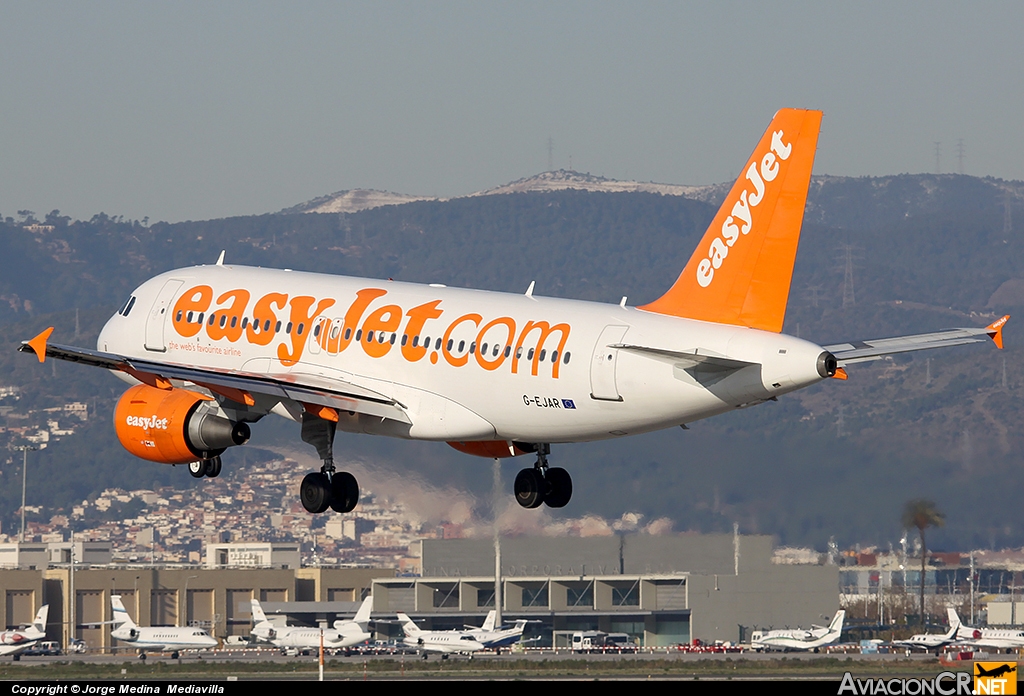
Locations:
396;613;485;658
250;596;372;651
464;611;530;650
750;610;845;652
947;608;1024;651
19;109;1008;515
0;605;49;661
891;620;960;653
110;595;217;658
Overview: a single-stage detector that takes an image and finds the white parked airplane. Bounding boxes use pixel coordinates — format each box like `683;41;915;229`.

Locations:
396;613;485;657
19;109;1008;514
464;611;530;650
250;595;372;651
750;610;845;652
0;605;49;661
891;620;960;653
110;595;217;657
947;608;1024;651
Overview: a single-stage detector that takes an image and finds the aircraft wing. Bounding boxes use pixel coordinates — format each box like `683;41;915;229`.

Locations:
824;316;1008;366
19;330;410;424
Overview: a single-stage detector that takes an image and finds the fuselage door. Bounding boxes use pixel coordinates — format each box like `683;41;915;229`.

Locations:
144;279;184;352
590;325;629;401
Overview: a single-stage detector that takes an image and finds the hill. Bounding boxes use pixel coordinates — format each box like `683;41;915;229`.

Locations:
1;172;1023;550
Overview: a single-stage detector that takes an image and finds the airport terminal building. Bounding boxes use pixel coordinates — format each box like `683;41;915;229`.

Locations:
1;533;839;649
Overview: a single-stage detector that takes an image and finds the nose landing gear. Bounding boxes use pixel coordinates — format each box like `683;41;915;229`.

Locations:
513;444;572;509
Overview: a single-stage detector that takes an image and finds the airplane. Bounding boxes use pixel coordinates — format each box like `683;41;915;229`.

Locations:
891;620;960;653
396;612;486;658
947;608;1024;652
110;594;217;658
0;605;49;661
250;595;372;653
463;611;530;650
18;108;1009;515
750;610;845;652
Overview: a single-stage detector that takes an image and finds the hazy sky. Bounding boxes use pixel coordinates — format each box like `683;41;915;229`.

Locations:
2;2;1022;223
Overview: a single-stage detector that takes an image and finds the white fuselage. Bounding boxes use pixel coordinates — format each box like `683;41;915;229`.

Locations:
110;626;217;652
0;631;44;657
255;625;370;650
403;632;486;654
98;265;830;444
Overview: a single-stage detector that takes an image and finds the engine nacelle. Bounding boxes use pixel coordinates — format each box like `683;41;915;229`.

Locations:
114;384;250;464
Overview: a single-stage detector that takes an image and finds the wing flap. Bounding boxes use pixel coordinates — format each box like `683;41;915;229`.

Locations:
19;335;411;424
824;316;1008;365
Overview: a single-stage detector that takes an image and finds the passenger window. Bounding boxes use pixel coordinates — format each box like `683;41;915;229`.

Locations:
286;322;293;334
264;319;272;333
446;339;453;352
187;311;194;323
274;321;282;333
356;330;362;341
458;340;465;353
389;333;396;345
412;336;419;347
551;350;558;363
539;349;546;362
230;316;238;328
297;323;304;335
435;338;442;350
176;310;183;322
504;346;511;358
219;315;227;328
516;346;523;359
401;335;408;346
563;352;571;364
314;323;321;338
527;348;535;361
197;313;205;325
242;317;249;329
345;328;352;340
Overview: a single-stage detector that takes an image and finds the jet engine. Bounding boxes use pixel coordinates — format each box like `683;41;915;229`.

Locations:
114;384;250;464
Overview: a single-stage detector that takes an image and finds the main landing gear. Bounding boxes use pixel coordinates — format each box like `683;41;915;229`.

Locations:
188;456;222;479
299;411;360;514
513;444;572;509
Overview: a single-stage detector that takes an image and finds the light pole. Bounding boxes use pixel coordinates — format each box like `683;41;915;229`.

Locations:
182;575;198;627
14;445;39;543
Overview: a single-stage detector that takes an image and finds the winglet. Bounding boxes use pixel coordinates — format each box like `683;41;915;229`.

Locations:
23;327;54;364
986;315;1009;350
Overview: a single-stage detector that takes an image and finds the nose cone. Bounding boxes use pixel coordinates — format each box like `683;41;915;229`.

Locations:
97;312;119;352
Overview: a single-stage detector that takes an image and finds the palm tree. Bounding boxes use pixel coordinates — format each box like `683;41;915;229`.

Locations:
902;499;945;628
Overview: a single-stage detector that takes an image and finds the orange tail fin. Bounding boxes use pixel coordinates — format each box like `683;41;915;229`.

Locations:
640;108;822;333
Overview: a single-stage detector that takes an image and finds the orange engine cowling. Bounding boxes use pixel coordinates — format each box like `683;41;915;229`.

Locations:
114;384;251;464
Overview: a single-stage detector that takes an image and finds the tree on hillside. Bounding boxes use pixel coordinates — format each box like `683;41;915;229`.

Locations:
902;499;945;627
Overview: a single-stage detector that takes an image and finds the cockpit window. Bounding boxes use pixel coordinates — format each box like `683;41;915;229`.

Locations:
119;296;137;317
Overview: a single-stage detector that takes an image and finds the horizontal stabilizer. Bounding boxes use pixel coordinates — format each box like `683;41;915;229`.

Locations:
611;344;757;372
825;316;1008;365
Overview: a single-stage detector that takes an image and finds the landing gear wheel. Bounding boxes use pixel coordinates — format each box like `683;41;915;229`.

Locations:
188;461;205;478
300;472;332;513
514;468;545;509
171;651;180;660
329;471;359;513
203;456;222;478
543;467;572;508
